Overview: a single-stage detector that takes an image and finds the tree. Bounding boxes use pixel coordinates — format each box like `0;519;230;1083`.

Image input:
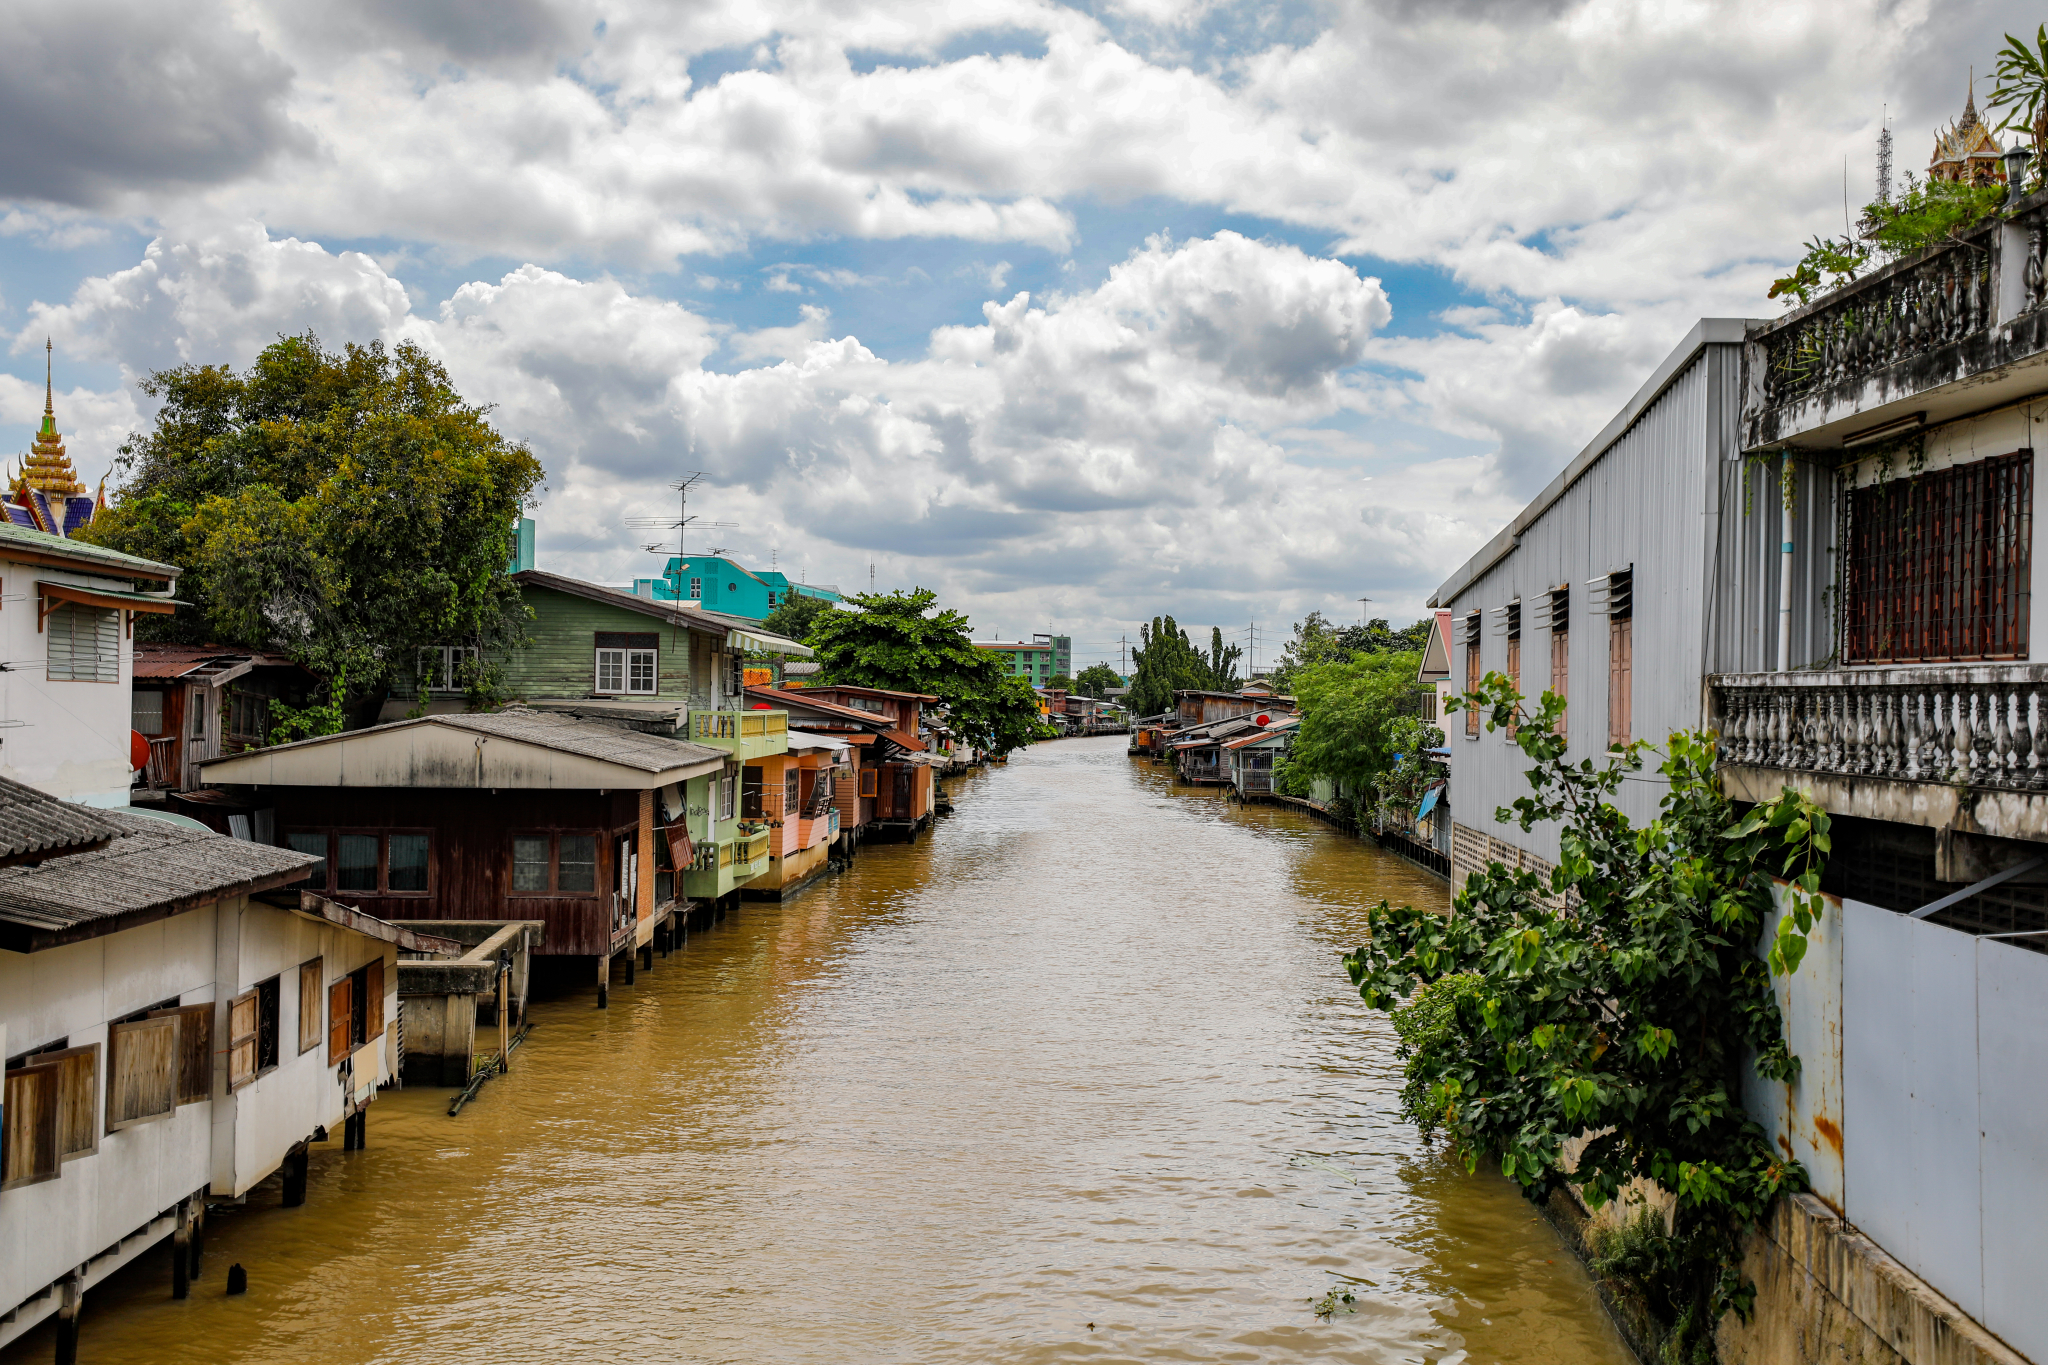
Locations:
761;592;835;644
1047;673;1075;692
1344;674;1830;1359
1282;650;1433;796
1271;612;1432;692
1991;25;2048;169
1074;663;1122;698
1126;616;1244;714
80;333;545;714
805;587;1046;756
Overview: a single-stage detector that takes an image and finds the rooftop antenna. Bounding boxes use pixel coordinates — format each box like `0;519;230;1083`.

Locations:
1357;595;1374;627
625;472;736;576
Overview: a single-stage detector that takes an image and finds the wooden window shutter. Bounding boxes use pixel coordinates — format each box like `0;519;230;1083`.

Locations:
858;767;877;798
153;1004;212;1103
2;1063;60;1189
298;958;324;1055
364;957;385;1041
329;976;353;1064
106;1016;180;1130
227;991;259;1092
41;1045;99;1160
1608;617;1633;749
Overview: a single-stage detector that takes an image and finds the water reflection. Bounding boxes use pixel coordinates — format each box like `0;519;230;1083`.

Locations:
11;736;1628;1365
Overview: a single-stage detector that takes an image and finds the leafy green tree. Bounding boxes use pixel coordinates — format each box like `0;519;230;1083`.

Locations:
806;587;1044;756
1126;615;1207;715
1346;674;1831;1359
761;591;835;644
1074;662;1122;698
1272;612;1431;692
1283;650;1432;796
1047;673;1075;691
1203;627;1243;692
81;333;544;715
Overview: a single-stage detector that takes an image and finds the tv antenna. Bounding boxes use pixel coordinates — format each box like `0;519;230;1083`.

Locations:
624;472;737;564
1357;595;1374;626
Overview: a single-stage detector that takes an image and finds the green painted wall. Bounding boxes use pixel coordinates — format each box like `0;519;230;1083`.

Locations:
496;586;711;702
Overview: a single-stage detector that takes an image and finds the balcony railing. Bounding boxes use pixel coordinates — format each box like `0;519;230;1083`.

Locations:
1713;664;2048;791
1742;191;2048;449
692;710;788;741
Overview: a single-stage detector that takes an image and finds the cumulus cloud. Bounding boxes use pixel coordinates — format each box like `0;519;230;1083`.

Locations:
20;223;1473;646
0;0;306;207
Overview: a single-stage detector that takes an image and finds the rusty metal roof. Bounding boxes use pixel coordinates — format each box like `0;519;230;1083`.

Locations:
0;808;315;949
133;643;305;680
429;710;728;772
0;776;128;860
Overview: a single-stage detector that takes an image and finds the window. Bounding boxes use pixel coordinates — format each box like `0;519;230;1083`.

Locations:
224;689;270;746
858;767;878;798
2;1062;59;1189
34;1045;100;1162
720;772;737;821
594;632;658;695
191;689;206;739
47;603;118;682
418;645;480;694
132;690;164;735
337;834;379;891
689;577;702;598
1463;613;1481;738
1502;602;1522;739
298;959;324;1055
784;767;799;816
1548;586;1569;738
286;831;329;890
766;592;778;608
1607;569;1633;749
225;983;280;1089
328;959;385;1064
107;1015;180;1130
509;832;601;894
148;1004;212;1103
290;830;430;896
387;834;429;892
1844;450;2031;663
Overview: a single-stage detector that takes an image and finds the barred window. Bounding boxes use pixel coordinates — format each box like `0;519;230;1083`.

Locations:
1845;451;2031;664
47;603;118;682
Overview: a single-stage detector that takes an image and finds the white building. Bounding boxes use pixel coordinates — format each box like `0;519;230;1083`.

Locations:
0;523;184;808
0;778;453;1354
1434;171;2048;1365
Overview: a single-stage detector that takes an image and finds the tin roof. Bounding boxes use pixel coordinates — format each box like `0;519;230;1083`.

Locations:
133;643;305;680
513;569;812;656
0;808;315;950
798;682;940;702
745;685;892;729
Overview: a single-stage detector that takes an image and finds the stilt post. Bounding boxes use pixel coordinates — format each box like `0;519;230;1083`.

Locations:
54;1269;82;1365
596;951;610;1009
172;1200;191;1299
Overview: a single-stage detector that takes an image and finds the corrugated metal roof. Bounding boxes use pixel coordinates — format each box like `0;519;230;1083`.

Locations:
513;569;812;655
0;776;129;859
0;522;181;580
428;710;728;772
801;683;940;702
133;643;304;680
0;809;313;938
747;685;891;728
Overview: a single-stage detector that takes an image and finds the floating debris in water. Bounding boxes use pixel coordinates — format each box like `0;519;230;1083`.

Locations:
1289;1153;1359;1183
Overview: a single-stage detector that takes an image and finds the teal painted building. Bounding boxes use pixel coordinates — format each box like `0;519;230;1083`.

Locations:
975;634;1070;685
632;557;840;620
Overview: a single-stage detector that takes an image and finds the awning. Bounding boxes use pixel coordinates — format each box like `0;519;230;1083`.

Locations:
881;729;926;752
727;626;813;657
787;729;852;751
1417;784;1444;819
39;581;187;627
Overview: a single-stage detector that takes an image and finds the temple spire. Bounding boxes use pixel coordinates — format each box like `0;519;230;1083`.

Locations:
43;338;52;421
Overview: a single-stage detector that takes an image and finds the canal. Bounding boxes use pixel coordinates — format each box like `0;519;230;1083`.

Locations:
11;736;1631;1365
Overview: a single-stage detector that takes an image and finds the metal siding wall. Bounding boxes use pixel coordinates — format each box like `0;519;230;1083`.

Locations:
1708;455;1838;674
1977;937;2048;1363
1443;346;1737;864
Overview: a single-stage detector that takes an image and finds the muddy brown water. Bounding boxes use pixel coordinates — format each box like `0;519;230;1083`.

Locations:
11;736;1631;1365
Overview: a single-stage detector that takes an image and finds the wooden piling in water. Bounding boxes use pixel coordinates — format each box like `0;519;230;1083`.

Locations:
53;1271;80;1365
596;951;609;1009
281;1143;309;1207
172;1201;191;1300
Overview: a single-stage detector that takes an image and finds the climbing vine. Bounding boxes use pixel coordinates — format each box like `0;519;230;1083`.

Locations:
1344;675;1831;1362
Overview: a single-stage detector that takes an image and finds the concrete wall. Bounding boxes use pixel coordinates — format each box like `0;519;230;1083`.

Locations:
0;555;153;806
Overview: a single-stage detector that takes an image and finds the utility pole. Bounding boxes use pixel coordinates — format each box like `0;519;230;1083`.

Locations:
1118;634;1130;675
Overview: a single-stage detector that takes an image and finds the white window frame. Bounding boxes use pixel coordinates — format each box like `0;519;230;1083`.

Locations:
719;770;737;821
419;645;479;694
626;648;656;694
595;649;626;693
688;577;703;599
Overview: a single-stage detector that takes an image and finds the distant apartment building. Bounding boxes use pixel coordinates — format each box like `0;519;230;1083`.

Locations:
975;633;1070;684
632;555;841;621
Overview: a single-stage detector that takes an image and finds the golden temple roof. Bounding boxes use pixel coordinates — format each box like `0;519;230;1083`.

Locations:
1930;71;2006;179
19;339;84;498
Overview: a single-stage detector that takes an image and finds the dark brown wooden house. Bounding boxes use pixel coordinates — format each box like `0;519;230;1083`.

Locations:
196;709;724;998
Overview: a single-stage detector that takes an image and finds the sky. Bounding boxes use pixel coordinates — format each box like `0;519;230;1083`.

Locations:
0;0;2025;675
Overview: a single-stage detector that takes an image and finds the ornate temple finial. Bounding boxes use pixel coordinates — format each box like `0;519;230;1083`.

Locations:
1963;67;1978;127
44;338;52;418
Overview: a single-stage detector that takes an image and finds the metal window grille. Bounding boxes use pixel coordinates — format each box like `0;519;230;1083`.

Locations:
1844;450;2032;663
